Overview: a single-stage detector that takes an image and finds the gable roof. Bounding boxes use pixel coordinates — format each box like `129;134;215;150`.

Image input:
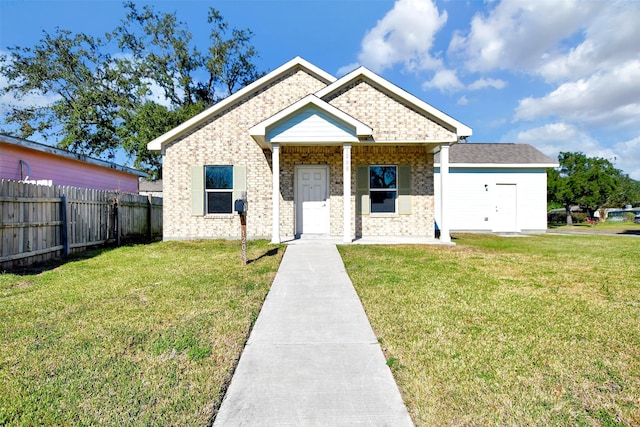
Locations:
435;143;558;167
316;66;472;138
147;57;336;151
148;57;473;152
249;95;373;148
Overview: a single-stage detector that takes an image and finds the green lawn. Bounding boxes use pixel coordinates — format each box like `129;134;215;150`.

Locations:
550;221;640;235
340;234;640;426
0;240;283;426
3;235;638;426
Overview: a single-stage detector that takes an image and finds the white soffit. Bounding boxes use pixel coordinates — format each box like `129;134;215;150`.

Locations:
249;95;372;148
147;57;337;151
316;67;473;138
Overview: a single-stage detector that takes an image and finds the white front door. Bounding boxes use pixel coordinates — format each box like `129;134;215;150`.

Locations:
493;184;518;232
296;166;329;235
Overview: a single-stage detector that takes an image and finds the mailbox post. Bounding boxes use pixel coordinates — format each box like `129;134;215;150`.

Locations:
234;192;248;265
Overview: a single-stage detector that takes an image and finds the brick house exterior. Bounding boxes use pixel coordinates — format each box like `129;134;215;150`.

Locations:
148;57;472;243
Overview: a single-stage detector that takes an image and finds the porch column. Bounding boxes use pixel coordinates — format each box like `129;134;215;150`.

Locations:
342;144;352;243
439;144;451;243
271;143;280;244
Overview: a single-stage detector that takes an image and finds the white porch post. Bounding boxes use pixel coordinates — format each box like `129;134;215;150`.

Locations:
342;144;352;243
439;144;451;243
271;143;280;244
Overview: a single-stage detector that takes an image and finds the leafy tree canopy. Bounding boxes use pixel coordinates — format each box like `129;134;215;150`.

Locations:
547;151;637;225
0;2;262;178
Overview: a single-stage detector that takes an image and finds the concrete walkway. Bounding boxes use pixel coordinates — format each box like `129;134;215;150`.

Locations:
213;244;413;426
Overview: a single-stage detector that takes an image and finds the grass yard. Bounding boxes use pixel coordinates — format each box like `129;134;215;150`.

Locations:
0;240;283;426
550;221;640;236
339;234;640;426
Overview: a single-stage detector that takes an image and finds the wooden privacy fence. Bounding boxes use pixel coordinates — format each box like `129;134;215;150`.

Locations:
0;179;162;270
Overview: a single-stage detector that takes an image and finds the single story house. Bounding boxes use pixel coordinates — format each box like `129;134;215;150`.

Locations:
0;134;146;193
434;143;558;233
149;57;476;243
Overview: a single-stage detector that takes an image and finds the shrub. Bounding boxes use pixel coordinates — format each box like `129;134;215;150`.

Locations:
573;212;587;223
547;210;590;224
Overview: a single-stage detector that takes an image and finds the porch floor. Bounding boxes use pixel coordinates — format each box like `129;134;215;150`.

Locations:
282;235;455;246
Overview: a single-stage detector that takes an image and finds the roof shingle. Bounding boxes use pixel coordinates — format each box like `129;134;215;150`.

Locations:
435;143;556;164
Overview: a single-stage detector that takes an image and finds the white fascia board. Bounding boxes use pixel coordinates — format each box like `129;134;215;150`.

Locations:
434;162;559;168
249;95;372;147
147;57;337;151
373;137;459;144
315;67;473;138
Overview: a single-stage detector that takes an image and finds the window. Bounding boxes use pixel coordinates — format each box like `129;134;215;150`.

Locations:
369;165;397;213
205;165;233;214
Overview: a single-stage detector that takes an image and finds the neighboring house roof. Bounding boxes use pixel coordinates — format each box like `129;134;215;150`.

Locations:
148;56;472;152
1;133;147;177
139;179;163;193
435;143;558;168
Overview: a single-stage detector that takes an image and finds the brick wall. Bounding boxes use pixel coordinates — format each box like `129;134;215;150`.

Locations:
162;68;327;240
162;68;450;241
324;79;457;142
352;146;435;238
279;145;435;239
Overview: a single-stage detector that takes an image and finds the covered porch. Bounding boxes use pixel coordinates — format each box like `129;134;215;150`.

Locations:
249;96;455;245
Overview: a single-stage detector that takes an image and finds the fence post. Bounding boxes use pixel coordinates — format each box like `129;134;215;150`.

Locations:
114;199;121;247
60;195;69;256
147;194;153;242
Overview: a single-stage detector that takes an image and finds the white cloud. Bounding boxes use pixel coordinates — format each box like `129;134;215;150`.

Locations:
421;68;464;92
0;51;61;111
345;0;639;176
447;0;640;142
142;78;175;108
614;136;640;180
536;2;640;82
514;60;640;130
448;0;603;76
514;122;600;159
356;0;448;73
467;77;506;90
337;62;360;77
448;0;639;125
423;72;507;93
0;79;61;111
111;52;184;107
514;123;640;180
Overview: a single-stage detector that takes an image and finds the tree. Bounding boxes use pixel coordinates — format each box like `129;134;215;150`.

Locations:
0;29;139;158
614;175;640;208
547;152;625;225
0;3;262;178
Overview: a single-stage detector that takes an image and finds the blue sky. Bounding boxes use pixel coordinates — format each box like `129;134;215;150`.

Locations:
1;0;639;178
